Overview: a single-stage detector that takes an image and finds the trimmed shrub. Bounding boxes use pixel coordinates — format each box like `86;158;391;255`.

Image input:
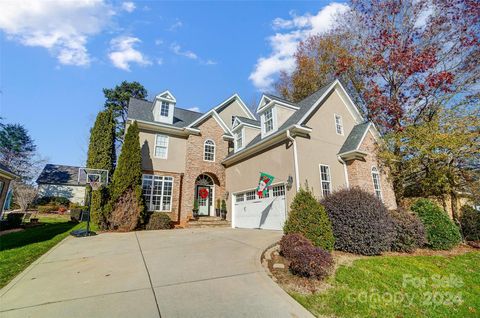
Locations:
389;209;426;253
411;199;462;250
70;208;84;223
460;205;480;241
289;244;334;279
283;188;335;251
6;213;24;228
109;188;143;232
321;187;394;255
35;196;70;207
279;233;312;260
37;204;59;213
146;212;172;230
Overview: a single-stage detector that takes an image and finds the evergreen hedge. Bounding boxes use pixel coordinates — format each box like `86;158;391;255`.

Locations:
107;121;145;230
411;199;461;250
460;205;480;241
283;188;335;251
86;109;116;228
321;187;394;255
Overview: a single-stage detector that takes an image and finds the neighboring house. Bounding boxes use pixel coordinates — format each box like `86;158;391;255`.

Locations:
37;164;86;205
127;79;397;230
0;163;17;215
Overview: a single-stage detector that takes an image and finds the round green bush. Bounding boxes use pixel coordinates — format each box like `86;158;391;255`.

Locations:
389;209;426;253
283;188;335;251
460;205;480;241
146;212;172;230
411;199;461;250
321;187;394;255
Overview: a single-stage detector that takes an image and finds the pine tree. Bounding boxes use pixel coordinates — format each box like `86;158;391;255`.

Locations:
86;109;116;227
107;121;145;231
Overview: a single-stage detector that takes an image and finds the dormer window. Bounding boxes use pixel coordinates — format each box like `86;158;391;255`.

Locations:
234;129;243;151
160;101;170;117
264;108;274;133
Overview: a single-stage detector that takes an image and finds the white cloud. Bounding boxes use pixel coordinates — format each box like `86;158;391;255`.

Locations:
169;20;183;31
187;107;201;112
203;59;217;65
157;58;163;65
0;0;113;66
121;2;136;13
249;3;349;90
154;39;163;45
170;43;198;59
108;36;151;71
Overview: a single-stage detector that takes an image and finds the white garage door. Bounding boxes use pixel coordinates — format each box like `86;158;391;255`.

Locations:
233;184;286;230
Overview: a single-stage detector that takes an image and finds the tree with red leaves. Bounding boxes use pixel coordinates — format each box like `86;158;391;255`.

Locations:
277;0;480;202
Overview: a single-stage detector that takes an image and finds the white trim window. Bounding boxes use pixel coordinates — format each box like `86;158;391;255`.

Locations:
235;129;243;151
334;114;344;135
272;184;285;197
154;134;169;159
142;175;174;211
246;190;256;201
204;139;215;162
319;164;332;197
160;101;170;117
371;167;383;200
264;108;274;134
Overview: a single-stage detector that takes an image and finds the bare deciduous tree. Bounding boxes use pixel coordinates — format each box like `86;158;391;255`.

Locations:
13;182;38;212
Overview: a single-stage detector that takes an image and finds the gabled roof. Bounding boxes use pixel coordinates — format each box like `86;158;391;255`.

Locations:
128;98;203;128
36;164;84;186
338;122;372;155
0;163;17;179
234;116;260;127
224;79;368;163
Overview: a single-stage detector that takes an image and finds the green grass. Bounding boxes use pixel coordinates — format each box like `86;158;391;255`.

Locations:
0;215;83;288
292;252;480;318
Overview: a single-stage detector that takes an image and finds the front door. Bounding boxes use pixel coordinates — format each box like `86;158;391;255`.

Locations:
197;186;210;216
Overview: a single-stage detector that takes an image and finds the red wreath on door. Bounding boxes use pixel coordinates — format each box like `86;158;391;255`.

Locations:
199;188;209;199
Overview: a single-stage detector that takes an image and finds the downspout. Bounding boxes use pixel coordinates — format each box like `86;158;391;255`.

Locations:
338;156;350;189
286;130;300;191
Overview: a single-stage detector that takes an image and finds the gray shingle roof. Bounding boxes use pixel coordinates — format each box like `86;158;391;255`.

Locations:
338;122;371;154
264;93;296;106
226;80;336;158
0;163;16;178
127;98;203;128
36;164;83;186
235;116;260;127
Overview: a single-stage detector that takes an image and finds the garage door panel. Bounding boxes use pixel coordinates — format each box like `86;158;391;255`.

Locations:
234;194;286;230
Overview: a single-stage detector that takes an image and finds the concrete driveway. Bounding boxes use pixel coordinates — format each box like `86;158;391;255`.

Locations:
0;228;313;317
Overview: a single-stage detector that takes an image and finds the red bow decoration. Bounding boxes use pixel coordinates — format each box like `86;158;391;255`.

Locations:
199;188;209;199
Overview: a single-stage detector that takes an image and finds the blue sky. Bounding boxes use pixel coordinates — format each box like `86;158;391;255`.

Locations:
0;0;347;167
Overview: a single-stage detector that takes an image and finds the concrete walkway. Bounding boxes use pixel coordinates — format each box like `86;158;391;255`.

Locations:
0;228;313;317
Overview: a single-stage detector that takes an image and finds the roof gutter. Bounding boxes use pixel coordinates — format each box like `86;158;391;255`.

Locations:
286;129;300;191
222;124;311;166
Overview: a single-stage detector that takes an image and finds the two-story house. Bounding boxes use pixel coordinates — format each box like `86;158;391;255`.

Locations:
126;79;397;230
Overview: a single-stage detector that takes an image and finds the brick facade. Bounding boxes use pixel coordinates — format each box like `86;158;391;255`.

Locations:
346;132;397;209
179;117;229;224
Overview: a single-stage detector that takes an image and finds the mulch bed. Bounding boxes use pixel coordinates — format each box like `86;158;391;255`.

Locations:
261;243;477;295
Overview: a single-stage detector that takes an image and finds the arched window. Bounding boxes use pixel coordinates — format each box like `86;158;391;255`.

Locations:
371;167;382;200
204;140;215;162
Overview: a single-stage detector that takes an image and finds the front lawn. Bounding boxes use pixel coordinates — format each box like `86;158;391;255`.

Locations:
291;251;480;318
0;214;82;288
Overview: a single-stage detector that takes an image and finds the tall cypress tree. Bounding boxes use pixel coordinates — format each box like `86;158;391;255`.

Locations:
86;109;116;227
107;121;145;230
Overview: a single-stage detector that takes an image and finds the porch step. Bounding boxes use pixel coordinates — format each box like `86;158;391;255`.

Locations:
187;216;230;228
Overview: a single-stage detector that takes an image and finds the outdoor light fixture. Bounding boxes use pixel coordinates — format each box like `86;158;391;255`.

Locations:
286;175;293;190
224;191;229;199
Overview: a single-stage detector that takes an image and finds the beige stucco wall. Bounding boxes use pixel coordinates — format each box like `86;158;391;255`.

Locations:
276;106;296;128
243;126;260;146
38;184;86;205
138;128;187;173
225;141;296;220
217;99;251;130
296;90;357;200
